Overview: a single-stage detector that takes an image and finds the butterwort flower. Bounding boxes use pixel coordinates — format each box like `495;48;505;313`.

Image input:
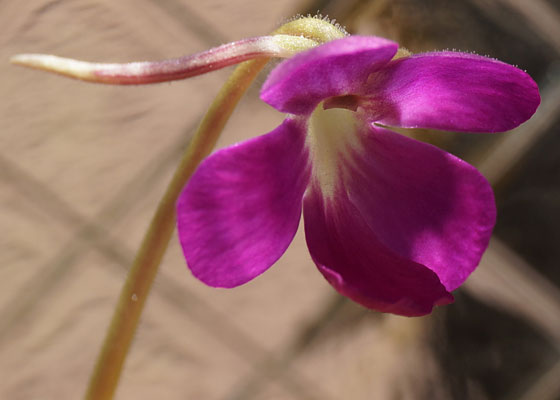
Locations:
176;36;540;316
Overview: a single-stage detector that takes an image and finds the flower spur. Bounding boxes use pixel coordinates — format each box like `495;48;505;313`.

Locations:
176;36;540;316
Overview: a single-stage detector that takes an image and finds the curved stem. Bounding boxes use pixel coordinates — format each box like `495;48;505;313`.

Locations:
83;17;346;400
10;35;315;85
83;57;270;400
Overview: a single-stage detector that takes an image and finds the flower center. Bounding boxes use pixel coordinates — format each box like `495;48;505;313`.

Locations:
306;102;363;198
322;95;361;112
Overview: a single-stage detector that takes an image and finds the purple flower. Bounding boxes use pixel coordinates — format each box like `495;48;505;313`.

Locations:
176;36;540;316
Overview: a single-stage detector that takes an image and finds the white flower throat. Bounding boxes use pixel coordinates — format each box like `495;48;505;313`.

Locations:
306;103;363;198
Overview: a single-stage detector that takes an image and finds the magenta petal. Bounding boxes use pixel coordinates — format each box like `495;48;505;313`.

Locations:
370;52;540;132
345;125;496;291
176;118;310;288
261;36;398;115
303;181;453;317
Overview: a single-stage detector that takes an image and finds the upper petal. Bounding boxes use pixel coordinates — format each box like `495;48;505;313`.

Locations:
176;118;310;288
261;36;398;116
369;52;540;132
345;124;496;291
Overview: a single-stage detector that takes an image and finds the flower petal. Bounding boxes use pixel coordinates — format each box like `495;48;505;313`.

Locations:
261;36;398;116
370;52;540;132
345;124;496;291
176;118;310;288
303;180;453;317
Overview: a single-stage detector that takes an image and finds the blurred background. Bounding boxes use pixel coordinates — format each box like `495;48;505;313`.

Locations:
1;0;559;399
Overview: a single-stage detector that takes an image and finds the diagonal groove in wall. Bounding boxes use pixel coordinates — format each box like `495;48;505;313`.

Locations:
144;0;228;46
0;118;194;341
494;0;560;54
